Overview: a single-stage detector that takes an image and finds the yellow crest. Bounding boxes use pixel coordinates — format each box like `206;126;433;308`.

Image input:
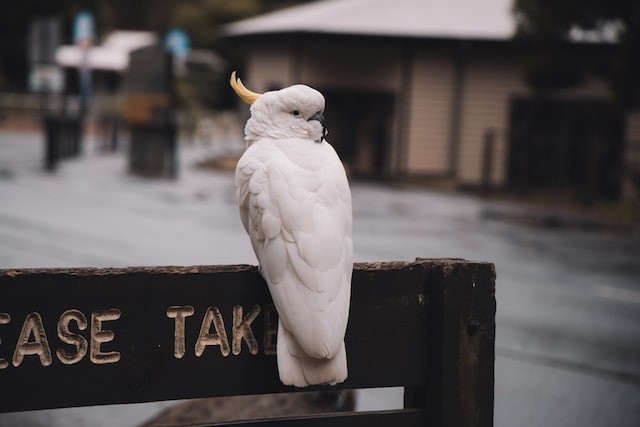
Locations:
230;71;262;105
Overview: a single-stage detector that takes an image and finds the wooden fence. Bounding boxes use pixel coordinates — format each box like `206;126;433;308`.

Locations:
0;259;495;426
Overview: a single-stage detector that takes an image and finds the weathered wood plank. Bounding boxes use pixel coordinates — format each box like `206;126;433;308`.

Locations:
405;259;496;427
198;408;425;427
0;259;496;426
0;261;437;413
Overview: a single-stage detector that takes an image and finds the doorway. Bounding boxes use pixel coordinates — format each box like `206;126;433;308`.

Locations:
322;89;395;177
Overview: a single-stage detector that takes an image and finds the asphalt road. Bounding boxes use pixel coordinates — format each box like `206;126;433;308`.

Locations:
0;130;639;426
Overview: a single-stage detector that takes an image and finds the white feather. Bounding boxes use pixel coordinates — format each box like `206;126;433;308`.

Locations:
235;84;353;386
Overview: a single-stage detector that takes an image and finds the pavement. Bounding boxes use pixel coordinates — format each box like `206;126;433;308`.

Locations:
0;129;639;426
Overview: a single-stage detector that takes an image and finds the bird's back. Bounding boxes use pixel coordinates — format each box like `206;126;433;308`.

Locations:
235;137;353;384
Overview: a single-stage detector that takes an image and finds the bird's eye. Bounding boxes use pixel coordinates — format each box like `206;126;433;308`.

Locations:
292;110;301;117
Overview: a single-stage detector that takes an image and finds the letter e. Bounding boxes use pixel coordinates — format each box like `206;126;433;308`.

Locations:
90;308;121;364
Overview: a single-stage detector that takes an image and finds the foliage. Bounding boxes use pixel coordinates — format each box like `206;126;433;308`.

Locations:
513;0;640;109
0;0;313;93
172;0;314;109
0;0;71;90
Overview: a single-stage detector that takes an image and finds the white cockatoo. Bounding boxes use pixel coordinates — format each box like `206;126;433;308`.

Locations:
231;72;353;387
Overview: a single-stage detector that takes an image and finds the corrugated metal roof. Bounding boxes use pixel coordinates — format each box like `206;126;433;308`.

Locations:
222;0;516;41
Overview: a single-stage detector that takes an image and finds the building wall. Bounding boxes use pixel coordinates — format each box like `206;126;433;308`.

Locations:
245;44;293;92
456;49;528;186
457;48;615;186
244;40;405;175
298;40;402;92
625;111;640;181
244;40;403;94
291;41;461;177
627;113;640;138
405;46;455;175
240;38;623;189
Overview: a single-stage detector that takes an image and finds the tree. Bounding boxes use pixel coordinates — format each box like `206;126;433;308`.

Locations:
0;0;314;92
513;0;640;110
0;0;75;90
171;0;315;109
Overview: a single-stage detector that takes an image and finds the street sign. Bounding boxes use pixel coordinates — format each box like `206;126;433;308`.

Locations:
164;28;190;59
73;10;95;112
73;11;95;47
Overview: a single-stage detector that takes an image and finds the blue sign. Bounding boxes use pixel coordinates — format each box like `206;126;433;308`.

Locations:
73;11;95;45
164;28;190;58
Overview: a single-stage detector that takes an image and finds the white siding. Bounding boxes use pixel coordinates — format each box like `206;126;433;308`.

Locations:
245;45;293;92
405;47;454;174
456;53;527;185
457;52;613;186
299;41;402;92
241;39;620;186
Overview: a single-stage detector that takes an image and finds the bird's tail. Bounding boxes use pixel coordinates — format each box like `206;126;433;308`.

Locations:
276;320;347;387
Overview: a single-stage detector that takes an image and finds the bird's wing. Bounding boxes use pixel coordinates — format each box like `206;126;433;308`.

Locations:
235;139;353;359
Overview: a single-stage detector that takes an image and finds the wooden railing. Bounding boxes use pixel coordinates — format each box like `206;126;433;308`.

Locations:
0;259;496;426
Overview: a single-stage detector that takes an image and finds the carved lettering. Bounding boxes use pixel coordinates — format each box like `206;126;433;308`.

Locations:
90;308;121;364
195;306;230;357
0;303;277;368
12;312;53;367
232;305;260;355
0;313;10;369
166;305;195;359
263;304;278;356
56;309;88;365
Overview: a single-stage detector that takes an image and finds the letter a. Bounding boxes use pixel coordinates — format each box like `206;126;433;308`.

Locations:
195;307;230;357
13;312;53;367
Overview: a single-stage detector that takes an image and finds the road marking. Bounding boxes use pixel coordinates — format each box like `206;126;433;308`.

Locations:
496;346;640;386
594;285;640;304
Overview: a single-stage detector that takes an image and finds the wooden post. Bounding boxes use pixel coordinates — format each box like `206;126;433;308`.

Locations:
405;259;496;427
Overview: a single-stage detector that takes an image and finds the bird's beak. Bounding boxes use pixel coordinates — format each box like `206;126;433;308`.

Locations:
308;111;327;142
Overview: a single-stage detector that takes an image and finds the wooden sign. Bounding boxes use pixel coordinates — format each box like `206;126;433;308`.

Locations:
0;260;495;427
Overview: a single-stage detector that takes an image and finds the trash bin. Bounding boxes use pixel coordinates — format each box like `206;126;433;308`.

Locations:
43;114;83;171
122;46;177;179
128;121;177;179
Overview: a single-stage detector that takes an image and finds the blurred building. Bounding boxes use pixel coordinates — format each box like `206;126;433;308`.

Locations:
53;30;225;154
222;0;640;200
57;31;158;74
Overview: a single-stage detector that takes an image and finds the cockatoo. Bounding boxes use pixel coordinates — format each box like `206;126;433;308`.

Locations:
230;72;353;387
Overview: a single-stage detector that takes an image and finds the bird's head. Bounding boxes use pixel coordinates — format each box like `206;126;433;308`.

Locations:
230;71;327;146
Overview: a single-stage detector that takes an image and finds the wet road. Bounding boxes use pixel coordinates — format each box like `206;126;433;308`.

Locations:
0;131;639;426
